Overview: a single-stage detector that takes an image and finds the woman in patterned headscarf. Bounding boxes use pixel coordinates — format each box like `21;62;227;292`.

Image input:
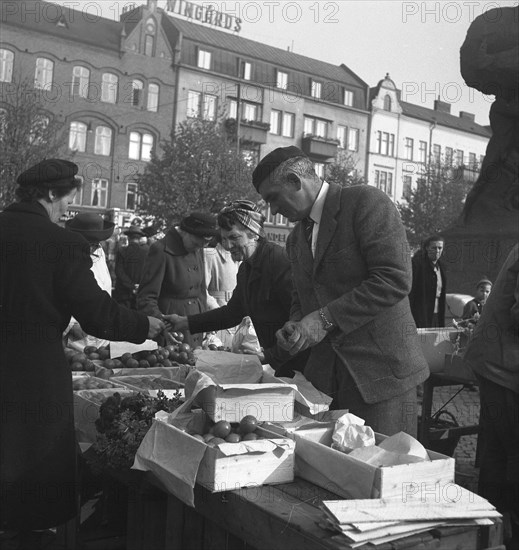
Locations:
164;200;308;377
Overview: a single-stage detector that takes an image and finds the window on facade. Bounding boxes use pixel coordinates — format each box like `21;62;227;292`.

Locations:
479;154;485;166
348;128;359;152
147;83;159;112
404;138;414;160
419;140;427;163
313;162;325;179
311;80;322;99
91;178;108;208
456;149;464;166
402;174;412;196
383;95;392;111
376;131;394;156
0;49;14;83
126;183;138;210
374;170;393;196
71;66;89;98
187;91;201;118
129;131;153;161
94;126;112;156
433;144;441;164
241;61;252;80
0;108;7;139
34;57;53;90
445;147;453;166
72;177;84;206
197;49;211;69
282;113;294;138
343;89;353;107
337;125;347;149
304;116;328;139
101;73;118;103
131;79;144;106
468;152;477;170
202;94;217;121
69;121;87;152
270;109;281;135
276;70;288;90
145;35;155;57
242;102;258;122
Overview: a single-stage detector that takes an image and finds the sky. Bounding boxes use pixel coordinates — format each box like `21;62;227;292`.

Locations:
52;0;519;126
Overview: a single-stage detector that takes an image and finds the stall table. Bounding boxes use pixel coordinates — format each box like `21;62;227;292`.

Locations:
124;472;503;550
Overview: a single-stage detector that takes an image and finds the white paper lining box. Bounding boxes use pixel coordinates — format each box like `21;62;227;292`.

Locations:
73;388;136;444
264;422;455;500
199;383;297;423
111;375;184;394
72;376;126;392
133;409;295;507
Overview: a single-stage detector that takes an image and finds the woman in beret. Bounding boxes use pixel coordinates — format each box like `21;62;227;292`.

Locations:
137;212;219;347
0;159;164;547
164;201;309;377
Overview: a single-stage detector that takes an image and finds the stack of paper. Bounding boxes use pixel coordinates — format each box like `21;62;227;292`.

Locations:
320;484;500;547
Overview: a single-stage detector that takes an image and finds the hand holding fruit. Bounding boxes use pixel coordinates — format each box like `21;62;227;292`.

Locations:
147;316;166;338
163;314;189;332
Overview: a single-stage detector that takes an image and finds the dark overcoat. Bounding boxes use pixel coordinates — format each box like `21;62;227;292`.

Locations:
409;250;447;327
0;202;149;530
113;241;149;307
137;227;208;347
189;240;308;376
287;184;429;405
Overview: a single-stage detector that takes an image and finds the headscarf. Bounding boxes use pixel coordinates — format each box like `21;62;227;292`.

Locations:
219;200;266;238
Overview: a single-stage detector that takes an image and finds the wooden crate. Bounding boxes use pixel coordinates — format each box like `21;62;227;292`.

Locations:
201;383;296;423
270;425;455;500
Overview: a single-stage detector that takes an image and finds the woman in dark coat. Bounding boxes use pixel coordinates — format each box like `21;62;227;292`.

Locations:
164;201;308;377
137;213;219;347
409;235;447;328
0;159;164;546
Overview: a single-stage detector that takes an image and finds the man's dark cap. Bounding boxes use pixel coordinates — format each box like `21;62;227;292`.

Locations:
180;212;219;238
252;146;307;191
17;159;80;188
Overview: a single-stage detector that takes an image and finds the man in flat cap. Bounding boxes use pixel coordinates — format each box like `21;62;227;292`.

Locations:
137;212;219;347
252;147;429;436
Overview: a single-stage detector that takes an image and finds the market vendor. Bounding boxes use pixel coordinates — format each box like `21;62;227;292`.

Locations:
252;147;429;436
164;200;309;377
0;159;165;548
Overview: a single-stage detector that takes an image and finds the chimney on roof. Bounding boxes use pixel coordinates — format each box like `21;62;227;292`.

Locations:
459;111;475;122
434;98;451;114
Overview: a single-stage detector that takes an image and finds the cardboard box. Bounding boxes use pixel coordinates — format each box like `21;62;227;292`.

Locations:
200;383;296;423
73;388;136;444
265;423;455;500
134;410;295;505
72;376;126;392
111;375;183;393
443;353;477;383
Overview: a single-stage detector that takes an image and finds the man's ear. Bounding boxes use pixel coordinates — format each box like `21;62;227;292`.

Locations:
286;172;302;190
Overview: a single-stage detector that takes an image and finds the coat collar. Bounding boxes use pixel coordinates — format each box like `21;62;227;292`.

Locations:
5;201;50;219
313;183;341;268
163;227;188;256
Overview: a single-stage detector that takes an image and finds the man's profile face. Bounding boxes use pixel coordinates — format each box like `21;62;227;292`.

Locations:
426;240;444;263
258;177;305;223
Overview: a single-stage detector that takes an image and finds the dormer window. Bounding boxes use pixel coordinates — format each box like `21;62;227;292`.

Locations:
383;94;392;111
198;49;212;70
311;80;322;99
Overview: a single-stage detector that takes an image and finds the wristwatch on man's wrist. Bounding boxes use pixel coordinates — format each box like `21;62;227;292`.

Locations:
318;307;335;332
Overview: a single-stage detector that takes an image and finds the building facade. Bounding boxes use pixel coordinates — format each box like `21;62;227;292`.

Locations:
367;74;491;203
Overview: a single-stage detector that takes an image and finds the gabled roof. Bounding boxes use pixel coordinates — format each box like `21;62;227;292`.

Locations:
400;101;491;138
1;0;123;51
166;15;368;89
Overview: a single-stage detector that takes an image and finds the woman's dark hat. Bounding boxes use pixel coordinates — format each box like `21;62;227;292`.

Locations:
17;159;80;188
124;226;146;238
180;212;219;238
65;212;115;242
252;146;307;191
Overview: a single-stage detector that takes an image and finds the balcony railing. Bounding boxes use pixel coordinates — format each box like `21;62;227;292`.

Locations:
224;118;270;144
301;134;339;159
